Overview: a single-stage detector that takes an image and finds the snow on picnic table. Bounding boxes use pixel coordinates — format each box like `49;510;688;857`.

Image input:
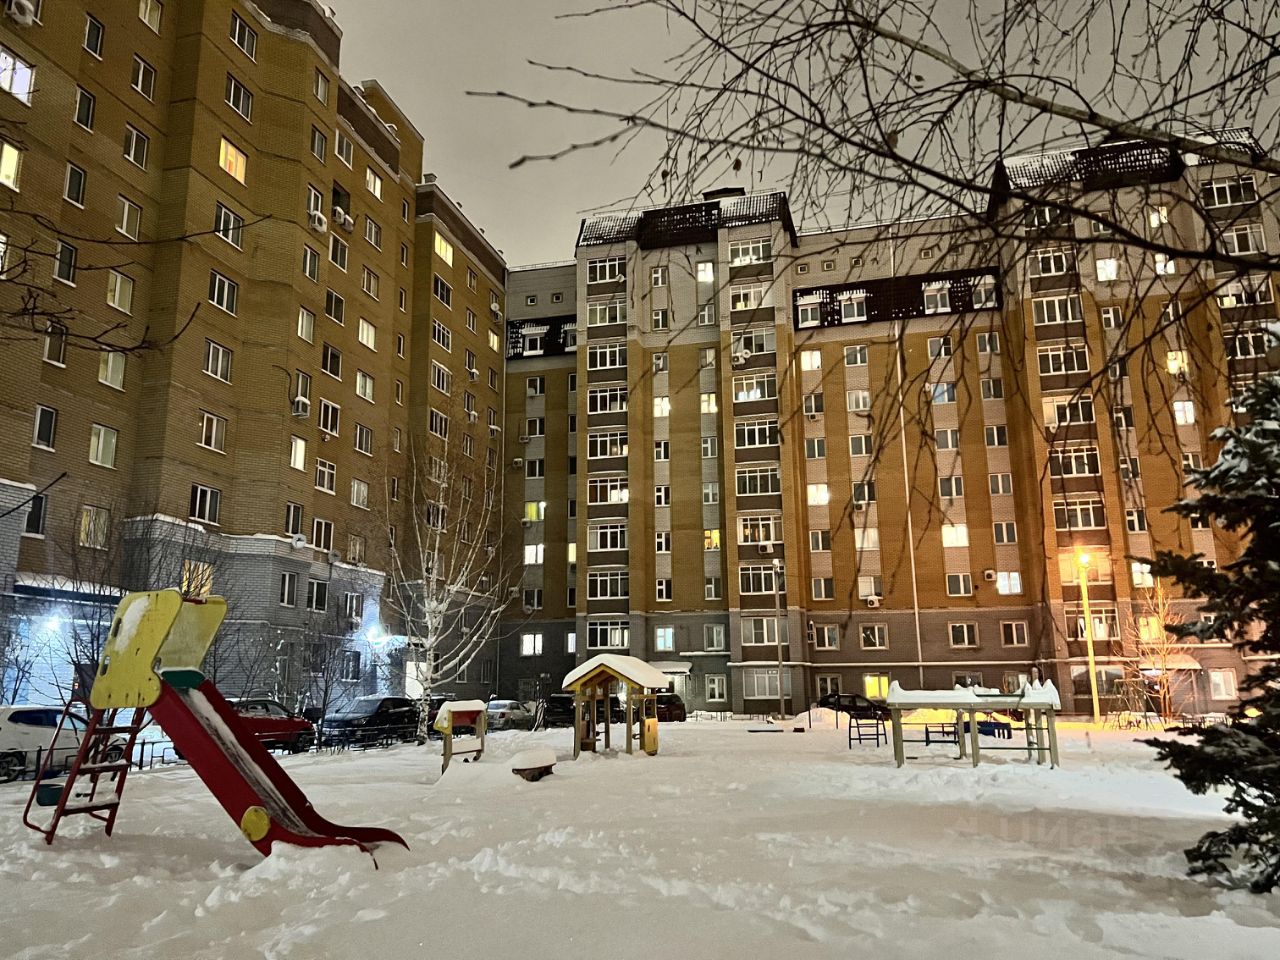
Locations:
1;721;1276;960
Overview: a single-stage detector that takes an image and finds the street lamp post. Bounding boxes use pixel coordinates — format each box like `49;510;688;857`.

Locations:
1076;551;1102;724
772;557;786;721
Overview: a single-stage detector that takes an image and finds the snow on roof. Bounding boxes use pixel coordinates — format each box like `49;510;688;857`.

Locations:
649;661;691;675
1139;654;1203;672
563;654;673;691
886;680;1061;710
440;699;487;714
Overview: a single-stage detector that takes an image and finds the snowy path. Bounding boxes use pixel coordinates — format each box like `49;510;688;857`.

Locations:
1;720;1275;959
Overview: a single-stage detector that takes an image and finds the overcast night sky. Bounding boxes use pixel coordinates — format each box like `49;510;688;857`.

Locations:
325;0;732;267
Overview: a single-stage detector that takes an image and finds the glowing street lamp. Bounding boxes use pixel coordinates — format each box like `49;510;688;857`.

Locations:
1076;551;1102;723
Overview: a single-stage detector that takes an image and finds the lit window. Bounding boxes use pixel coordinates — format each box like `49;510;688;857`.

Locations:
218;138;247;183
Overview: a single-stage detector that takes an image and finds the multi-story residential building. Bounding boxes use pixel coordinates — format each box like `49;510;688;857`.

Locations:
504;151;1270;716
0;1;504;709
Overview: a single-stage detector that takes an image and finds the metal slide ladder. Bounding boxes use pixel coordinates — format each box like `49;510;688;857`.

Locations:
22;704;147;844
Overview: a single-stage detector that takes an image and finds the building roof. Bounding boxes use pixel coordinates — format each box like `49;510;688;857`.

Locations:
576;191;797;249
563;654;673;692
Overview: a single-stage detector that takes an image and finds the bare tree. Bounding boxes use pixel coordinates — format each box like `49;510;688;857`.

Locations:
381;427;520;733
1123;578;1190;720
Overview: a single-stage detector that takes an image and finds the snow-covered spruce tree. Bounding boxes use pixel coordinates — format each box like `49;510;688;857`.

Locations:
1143;373;1280;893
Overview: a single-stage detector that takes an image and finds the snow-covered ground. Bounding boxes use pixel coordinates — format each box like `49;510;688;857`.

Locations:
2;717;1276;959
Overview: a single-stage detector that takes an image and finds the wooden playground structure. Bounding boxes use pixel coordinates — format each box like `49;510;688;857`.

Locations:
562;655;672;758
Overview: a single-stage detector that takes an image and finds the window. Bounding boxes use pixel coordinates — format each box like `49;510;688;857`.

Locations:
1131;561;1155;589
328;234;348;271
71;86;97;133
305;579;328;613
805;438;826;460
939;475;964;499
735;418;779;448
812;578;834;600
430;275;454;310
1100;306;1121;329
949;623;978;647
808;529;831;552
736;464;781;496
996;571;1022;595
1037;342;1089;376
655;485;671;506
1053;497;1106;530
314;458;336;493
860;624;887;649
797;302;821;327
309;126;327;160
1219;222;1265;256
23;493;46;537
656;579;673;602
123;125;150;169
1202;175;1257;208
189;484;221;524
361;267;380;299
653;439;670;460
941;523;969;548
363;167;383;201
203;339;232;382
985;425;1008;448
431;319;452;352
653;530;671;553
838;294;867;323
587;570;629;600
79;505;110;549
429;408;449;439
927;336;952;358
1154;253;1176;276
980;378;1004;400
82;14;106;55
849;434;872;457
704;528;722;551
355;371;374;402
32;405;57;449
1126;508;1148;533
53;242;77;285
733;372;777;403
742;618;786;645
946;574;973;597
208;271;238;315
700;392;718;414
1032;294;1084;326
922;281;950;314
806;483;830;506
347;477;369;510
930;382;957;405
741;668;791;700
811;623;839;647
587;431;628;459
229;11;258;58
198;411;226;453
1042;394;1095;427
587;620;629;650
1173;400;1196;425
216;138;247;184
364;217;382;249
846;390;871;413
288;435;307;471
58;164;88;213
730;281;769;311
587;299;626;326
843;344;868;366
852;480;876;504
739;564;784;595
1209;669;1238;701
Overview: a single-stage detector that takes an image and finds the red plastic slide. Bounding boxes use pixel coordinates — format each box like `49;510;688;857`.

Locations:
147;678;408;861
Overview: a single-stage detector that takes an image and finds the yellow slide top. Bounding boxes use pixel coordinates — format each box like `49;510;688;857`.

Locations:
90;590;228;709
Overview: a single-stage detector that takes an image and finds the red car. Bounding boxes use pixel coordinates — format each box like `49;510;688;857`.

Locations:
229;699;315;753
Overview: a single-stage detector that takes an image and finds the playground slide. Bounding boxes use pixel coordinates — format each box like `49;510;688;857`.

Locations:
147;677;408;859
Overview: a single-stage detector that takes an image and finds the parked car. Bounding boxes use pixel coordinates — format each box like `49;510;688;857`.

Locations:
817;692;891;721
321;696;421;746
424;693;455;734
228;699;315;754
486;699;535;731
0;705;127;782
655;692;687;722
539;693;624;727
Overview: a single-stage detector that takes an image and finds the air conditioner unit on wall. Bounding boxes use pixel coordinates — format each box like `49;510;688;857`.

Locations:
520;518;533;528
983;568;997;582
511;457;524;468
289;533;308;549
5;0;37;26
332;206;346;223
308;210;328;233
758;543;774;555
865;596;881;608
342;215;355;232
291;396;311;417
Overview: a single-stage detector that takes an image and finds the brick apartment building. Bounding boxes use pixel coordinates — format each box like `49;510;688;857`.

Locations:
500;150;1273;716
0;0;505;707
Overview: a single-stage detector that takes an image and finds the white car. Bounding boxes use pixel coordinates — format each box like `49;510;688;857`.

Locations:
486;700;535;731
0;706;126;782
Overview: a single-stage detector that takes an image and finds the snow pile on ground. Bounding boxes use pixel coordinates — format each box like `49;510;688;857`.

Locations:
1;722;1276;959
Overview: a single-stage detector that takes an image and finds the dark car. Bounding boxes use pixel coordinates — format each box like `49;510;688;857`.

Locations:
818;692;890;721
539;693;624;727
655;692;687;722
229;698;315;753
321;696;421;746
